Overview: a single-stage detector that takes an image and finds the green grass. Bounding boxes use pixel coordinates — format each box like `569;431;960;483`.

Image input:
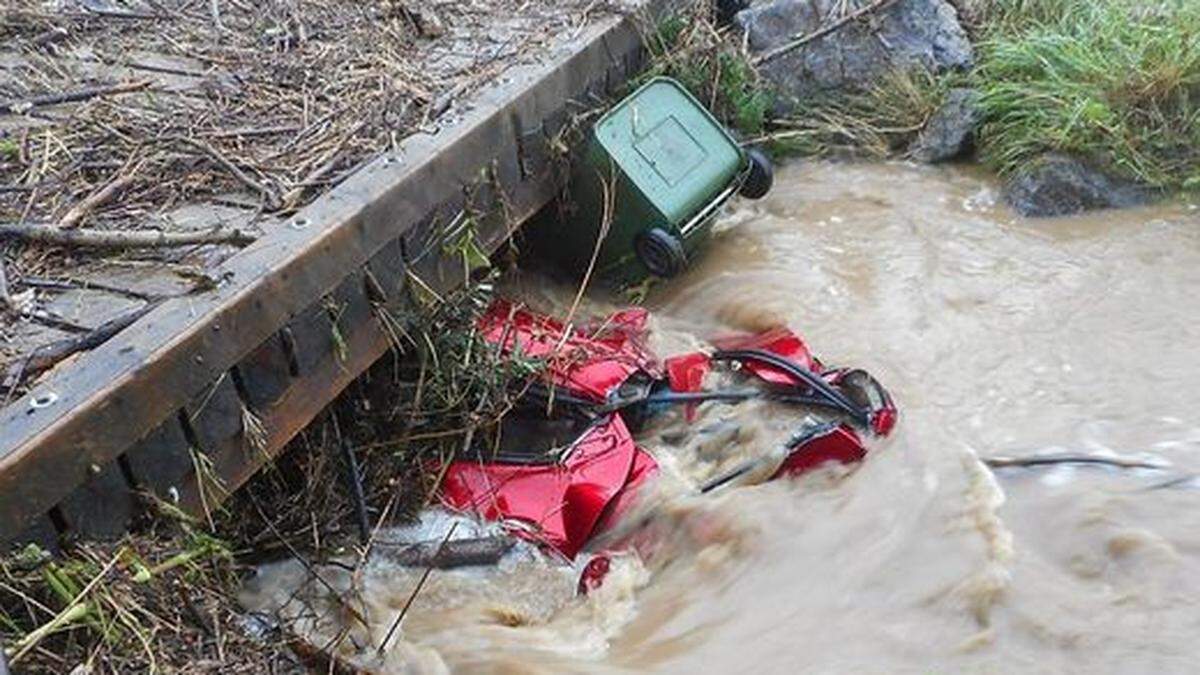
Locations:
642;14;772;138
974;0;1200;188
641;11;954;159
643;0;1200;192
767;69;954;158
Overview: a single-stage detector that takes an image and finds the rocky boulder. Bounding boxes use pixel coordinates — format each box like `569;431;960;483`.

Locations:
912;87;980;162
1003;154;1155;217
735;0;973;113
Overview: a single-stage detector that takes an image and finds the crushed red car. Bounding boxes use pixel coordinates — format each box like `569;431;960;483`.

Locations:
439;299;897;564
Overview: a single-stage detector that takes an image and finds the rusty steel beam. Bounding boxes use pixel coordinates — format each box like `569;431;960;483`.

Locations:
0;6;659;544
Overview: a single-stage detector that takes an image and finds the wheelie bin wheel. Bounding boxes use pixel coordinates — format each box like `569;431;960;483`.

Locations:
739;148;774;199
635;228;688;278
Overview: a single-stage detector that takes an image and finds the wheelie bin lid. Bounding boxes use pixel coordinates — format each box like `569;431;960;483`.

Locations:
592;77;743;225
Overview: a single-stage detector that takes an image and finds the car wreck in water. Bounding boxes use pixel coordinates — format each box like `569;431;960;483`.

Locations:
436;298;897;584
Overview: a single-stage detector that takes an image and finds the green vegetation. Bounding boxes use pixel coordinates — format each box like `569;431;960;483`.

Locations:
769;69;954;158
644;10;952;159
0;514;246;672
974;0;1200;188
647;0;1200;193
643;14;772;138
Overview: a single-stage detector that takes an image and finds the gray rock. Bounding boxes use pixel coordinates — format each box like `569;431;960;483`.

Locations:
912;87;980;162
735;0;973;112
1003;154;1155;217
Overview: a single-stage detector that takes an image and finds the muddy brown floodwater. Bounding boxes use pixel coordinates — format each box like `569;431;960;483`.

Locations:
242;161;1200;673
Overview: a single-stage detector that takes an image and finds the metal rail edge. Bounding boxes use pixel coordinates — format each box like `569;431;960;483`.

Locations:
0;1;666;547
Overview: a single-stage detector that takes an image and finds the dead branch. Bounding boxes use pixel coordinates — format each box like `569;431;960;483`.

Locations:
17;275;159;301
3;303;155;388
172;136;282;210
372;537;514;568
753;0;899;65
0;222;255;249
57;163;142;229
983;454;1166;471
0;81;151;114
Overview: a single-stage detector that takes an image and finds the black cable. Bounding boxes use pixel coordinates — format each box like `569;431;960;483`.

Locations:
331;413;371;546
710;349;869;427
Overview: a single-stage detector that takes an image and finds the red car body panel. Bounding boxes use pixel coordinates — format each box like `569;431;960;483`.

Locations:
441;300;895;562
478;299;657;402
440;414;657;559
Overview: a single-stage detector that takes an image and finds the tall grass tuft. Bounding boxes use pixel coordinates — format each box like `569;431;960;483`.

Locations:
975;0;1200;188
641;12;772;138
766;69;954;158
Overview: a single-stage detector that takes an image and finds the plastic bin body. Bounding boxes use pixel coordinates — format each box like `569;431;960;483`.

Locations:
554;77;744;281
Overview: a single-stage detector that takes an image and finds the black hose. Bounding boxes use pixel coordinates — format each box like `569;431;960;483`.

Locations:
338;436;371;546
641;389;845;412
520;382;603;413
710;349;870;427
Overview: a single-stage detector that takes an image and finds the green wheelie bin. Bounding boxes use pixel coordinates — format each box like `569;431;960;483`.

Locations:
548;76;772;282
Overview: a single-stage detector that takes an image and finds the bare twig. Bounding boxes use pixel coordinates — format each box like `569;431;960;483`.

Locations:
172;136;282;210
332;412;371;546
0;81;151;114
81;1;163;20
196;125;302;139
0;222;255;249
0;256;10;311
57;162;143;229
3;303;156;387
983;454;1167;471
281;122;364;209
563;164;616;326
247;496;370;630
18;309;92;335
753;0;899;65
378;522;458;656
209;0;225;30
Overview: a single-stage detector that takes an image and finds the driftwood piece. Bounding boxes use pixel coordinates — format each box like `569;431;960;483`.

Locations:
0;222;255;249
57;165;141;229
983;454;1166;471
0;81;151;114
373;536;515;569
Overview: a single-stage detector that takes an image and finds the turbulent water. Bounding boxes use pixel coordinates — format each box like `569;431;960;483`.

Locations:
241;161;1200;673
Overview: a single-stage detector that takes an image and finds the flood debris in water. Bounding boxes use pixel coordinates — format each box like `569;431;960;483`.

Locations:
237;295;898;671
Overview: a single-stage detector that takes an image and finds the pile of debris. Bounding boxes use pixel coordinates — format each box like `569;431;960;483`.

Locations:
407;297;898;581
0;0;602;393
236;296;899;672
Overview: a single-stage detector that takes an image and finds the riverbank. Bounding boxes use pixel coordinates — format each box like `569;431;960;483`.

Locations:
654;0;1199;216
